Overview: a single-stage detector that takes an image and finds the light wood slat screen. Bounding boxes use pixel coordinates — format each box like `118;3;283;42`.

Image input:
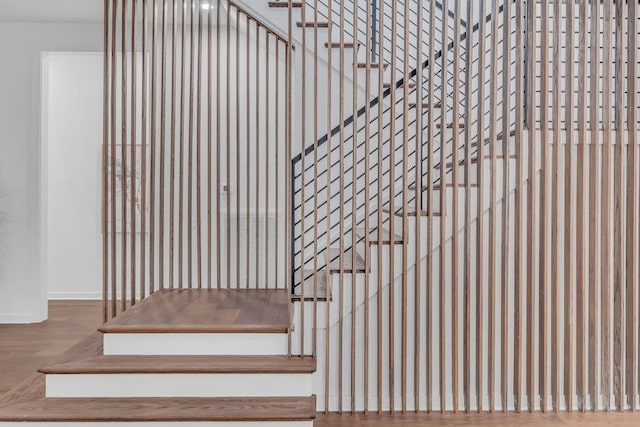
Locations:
288;0;640;413
103;0;640;414
102;0;292;319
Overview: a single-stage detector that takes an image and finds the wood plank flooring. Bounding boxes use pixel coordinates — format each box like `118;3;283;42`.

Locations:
0;300;102;396
315;412;640;426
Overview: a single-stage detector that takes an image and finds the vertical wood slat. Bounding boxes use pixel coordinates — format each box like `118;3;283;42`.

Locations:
130;0;137;305
625;0;638;413
186;0;193;289
488;0;498;412
500;0;511;414
244;7;249;289
401;0;410;413
227;0;232;290
103;0;111;321
439;0;448;414
451;0;461;414
462;0;473;414
539;0;549;413
310;0;318;359
551;0;562;412
338;0;345;413
564;0;575;412
285;0;293;359
576;0;588;413
159;0;167;292
299;0;305;359
179;0;186;290
121;0;129;309
255;25;260;289
363;0;371;413
214;0;221;290
526;0;537;413
476;0;488;414
148;0;157;297
245;16;251;289
140;0;148;301
602;0;613;411
588;0;601;412
350;0;358;411
195;0;203;289
205;0;211;290
613;0;626;412
169;0;177;290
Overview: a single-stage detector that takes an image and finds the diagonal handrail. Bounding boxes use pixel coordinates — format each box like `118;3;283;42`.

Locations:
291;0;505;168
291;0;516;287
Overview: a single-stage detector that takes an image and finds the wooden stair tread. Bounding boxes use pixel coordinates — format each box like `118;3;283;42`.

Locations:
383;207;443;217
297;21;329;28
325;42;359;49
355;227;402;245
438;154;518;169
409;102;442;109
0;375;316;422
356;62;388;69
436;122;465;129
326;248;366;273
408;182;480;190
268;1;303;7
39;333;316;374
384;82;417;89
293;270;330;301
469;130;518;147
41;355;316;375
98;289;290;334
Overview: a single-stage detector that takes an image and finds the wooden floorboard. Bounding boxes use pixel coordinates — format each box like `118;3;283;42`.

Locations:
99;289;290;334
0;300;102;396
315;412;640;426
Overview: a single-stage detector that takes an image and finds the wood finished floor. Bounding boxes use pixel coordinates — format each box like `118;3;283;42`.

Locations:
4;301;640;425
0;300;102;396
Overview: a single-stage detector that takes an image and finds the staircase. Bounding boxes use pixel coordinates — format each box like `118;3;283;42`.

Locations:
0;289;316;426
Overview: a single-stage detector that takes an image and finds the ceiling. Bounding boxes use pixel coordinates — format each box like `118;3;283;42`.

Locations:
0;0;104;23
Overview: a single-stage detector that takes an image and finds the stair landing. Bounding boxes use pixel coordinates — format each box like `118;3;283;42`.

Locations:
99;288;290;334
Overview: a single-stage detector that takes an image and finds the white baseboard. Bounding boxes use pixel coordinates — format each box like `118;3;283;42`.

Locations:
0;313;47;324
48;292;101;300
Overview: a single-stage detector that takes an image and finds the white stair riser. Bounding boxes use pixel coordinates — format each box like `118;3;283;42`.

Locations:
0;422;313;427
102;333;288;356
45;373;312;398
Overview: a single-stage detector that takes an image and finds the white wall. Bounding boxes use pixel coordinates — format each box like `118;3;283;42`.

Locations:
0;23;102;323
43;53;103;300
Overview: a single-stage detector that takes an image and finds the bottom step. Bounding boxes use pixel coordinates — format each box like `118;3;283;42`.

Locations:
0;374;315;426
